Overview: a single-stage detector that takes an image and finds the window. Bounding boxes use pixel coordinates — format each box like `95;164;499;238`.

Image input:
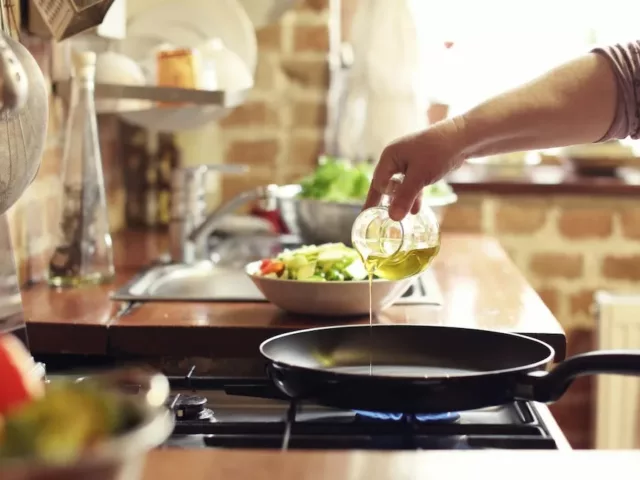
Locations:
409;0;640;115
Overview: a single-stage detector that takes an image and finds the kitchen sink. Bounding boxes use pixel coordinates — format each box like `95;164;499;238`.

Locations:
112;234;443;304
112;261;265;302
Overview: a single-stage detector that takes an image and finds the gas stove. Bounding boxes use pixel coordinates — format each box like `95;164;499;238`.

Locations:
161;368;572;451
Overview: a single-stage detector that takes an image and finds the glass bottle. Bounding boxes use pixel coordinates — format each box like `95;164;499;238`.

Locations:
48;51;115;287
351;173;441;280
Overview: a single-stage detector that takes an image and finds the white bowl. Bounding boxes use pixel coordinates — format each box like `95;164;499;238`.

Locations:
198;38;254;91
95;51;151;113
245;261;416;317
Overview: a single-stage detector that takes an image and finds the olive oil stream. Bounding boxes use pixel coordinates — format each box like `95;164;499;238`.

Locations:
361;245;440;375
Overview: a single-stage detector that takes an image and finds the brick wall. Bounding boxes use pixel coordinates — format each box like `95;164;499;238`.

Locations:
442;193;640;447
8;0;334;278
115;0;334;224
7;0;335;277
216;0;332;203
7;36;125;285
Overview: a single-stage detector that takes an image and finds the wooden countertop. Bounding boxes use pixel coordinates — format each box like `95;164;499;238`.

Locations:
21;231;169;355
143;450;640;480
22;231;566;360
448;164;640;196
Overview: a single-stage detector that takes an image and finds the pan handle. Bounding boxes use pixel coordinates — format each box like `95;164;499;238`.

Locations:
520;350;640;403
266;363;289;393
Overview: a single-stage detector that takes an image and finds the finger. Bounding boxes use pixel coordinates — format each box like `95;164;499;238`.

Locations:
389;164;424;221
410;194;422;215
363;146;403;210
363;184;382;212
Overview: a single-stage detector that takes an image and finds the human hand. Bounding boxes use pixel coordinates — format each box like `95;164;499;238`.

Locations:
364;118;467;221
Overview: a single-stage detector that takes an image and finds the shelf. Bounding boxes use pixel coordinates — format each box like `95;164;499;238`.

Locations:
53;81;250;109
53;81;250;131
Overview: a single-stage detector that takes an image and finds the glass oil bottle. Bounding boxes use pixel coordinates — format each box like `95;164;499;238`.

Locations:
351;173;441;281
48;51;115;287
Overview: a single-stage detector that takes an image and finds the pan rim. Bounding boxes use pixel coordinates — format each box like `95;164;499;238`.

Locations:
259;324;556;380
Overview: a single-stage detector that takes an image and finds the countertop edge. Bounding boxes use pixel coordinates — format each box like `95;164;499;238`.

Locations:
141;449;640;479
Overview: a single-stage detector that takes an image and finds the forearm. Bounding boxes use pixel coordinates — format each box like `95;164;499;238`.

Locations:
454;53;619;159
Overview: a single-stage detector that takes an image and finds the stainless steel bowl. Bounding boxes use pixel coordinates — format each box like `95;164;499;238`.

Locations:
0;368;174;480
272;185;458;246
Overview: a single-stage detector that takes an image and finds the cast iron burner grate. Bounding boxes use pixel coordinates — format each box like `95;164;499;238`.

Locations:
353;411;460;423
163;366;561;451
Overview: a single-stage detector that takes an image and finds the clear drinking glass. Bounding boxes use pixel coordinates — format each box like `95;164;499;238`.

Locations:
351;173;441;280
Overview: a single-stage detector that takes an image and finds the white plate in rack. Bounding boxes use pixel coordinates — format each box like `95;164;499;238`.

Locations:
121;0;257;73
114;0;257;131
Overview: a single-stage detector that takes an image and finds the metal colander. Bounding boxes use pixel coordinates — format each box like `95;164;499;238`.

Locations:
0;3;48;214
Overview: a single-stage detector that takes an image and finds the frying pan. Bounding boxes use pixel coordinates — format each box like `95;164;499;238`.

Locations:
260;324;640;413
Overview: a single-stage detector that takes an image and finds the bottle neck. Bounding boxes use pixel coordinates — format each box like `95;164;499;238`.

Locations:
74;66;96;92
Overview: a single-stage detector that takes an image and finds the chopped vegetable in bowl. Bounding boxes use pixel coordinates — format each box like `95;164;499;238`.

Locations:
253;243;376;282
0;380;140;464
297;156;454;203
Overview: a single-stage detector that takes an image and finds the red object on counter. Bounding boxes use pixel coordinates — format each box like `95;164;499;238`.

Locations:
250;205;289;234
0;334;44;415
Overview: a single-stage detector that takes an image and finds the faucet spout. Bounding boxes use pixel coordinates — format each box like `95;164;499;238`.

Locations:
187;184;279;245
168;164;251;264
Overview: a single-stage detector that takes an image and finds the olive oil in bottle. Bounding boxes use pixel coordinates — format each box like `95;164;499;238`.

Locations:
363;244;440;281
352;174;442;375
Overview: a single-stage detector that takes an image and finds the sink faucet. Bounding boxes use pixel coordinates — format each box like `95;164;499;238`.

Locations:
169;165;279;264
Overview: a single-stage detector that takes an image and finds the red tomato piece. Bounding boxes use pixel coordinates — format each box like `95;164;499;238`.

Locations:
261;260;285;276
0;334;44;415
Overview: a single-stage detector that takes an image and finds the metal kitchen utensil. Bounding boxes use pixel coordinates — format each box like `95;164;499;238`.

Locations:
0;5;47;355
260;324;640;414
0;34;28;113
0;367;174;480
30;0;118;41
0;30;48;215
169;164;250;263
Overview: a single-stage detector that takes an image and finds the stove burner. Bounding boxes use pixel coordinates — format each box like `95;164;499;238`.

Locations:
167;394;214;421
354;411;460;423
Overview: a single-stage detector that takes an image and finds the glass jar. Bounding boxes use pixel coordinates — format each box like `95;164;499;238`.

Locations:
351;173;441;280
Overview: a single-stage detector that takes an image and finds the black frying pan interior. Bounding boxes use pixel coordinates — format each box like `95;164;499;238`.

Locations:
260;325;557;413
262;324;554;377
